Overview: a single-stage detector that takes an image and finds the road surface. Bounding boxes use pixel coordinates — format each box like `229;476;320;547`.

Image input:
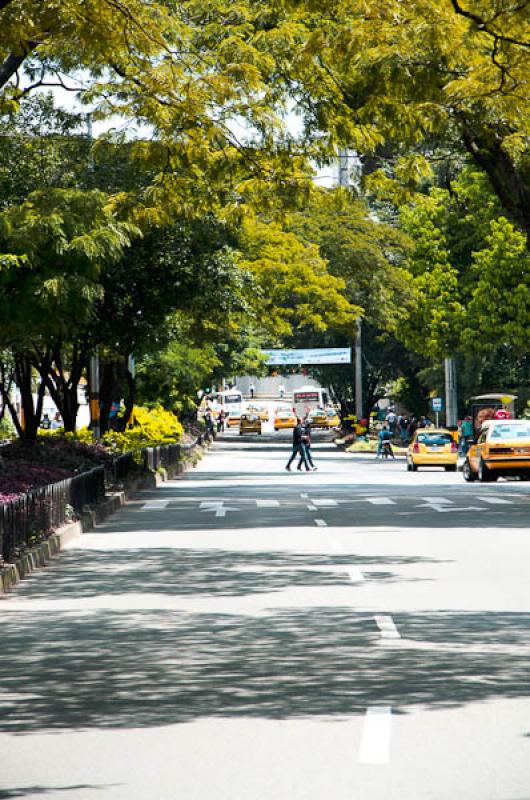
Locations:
1;431;529;799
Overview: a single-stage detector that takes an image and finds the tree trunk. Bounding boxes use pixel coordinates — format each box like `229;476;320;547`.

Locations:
14;353;45;441
462;124;530;242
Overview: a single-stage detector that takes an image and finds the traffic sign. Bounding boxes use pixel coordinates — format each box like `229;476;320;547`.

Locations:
431;397;443;412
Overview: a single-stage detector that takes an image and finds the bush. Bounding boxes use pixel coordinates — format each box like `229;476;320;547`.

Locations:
101;405;183;455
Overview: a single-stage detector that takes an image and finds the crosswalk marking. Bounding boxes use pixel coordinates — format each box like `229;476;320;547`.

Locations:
140;500;170;511
255;499;280;508
480;497;513;505
367;497;395;505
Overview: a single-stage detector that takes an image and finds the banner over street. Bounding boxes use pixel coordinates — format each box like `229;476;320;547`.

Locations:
262;348;352;366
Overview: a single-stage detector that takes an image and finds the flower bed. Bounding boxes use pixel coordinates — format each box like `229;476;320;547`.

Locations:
0;460;73;503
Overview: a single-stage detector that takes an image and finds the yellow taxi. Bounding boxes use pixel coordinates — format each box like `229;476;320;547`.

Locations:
307;408;328;428
239;413;262;436
248;404;269;422
407;428;458;472
274;410;297;431
325;409;340;429
463;419;530;482
226;409;242;427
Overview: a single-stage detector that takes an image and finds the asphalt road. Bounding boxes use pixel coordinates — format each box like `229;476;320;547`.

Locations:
1;431;530;800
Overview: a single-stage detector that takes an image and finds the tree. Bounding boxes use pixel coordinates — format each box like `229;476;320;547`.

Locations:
238;216;361;341
0;188;138;438
264;1;530;241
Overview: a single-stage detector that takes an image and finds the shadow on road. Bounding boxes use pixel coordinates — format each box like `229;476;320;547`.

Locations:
1;544;529;733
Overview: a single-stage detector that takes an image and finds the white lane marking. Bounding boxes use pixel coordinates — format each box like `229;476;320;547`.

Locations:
312;499;338;507
307;504;318;511
374;615;401;639
300;493;309;499
367;497;395;505
347;567;365;583
200;502;239;518
421;496;453;504
140;500;170;511
416;502;487;513
314;519;327;527
359;707;392;764
480;497;513;505
256;499;280;508
199;501;223;508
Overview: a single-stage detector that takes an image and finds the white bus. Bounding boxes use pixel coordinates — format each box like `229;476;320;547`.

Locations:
203;389;243;418
292;386;330;419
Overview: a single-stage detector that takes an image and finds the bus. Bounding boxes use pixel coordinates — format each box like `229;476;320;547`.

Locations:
203;389;243;418
292;386;330;419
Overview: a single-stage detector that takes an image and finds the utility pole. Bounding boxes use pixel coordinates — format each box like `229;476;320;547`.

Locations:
85;112;100;440
444;357;458;428
355;318;363;420
90;349;100;440
337;147;363;418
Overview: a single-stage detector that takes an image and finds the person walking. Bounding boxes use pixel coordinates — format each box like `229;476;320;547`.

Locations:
279;383;285;399
286;418;311;471
298;419;317;471
249;382;255;399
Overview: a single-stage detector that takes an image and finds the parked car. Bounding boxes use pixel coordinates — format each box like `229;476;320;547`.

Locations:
407;429;458;472
239;413;262;435
463;419;530;482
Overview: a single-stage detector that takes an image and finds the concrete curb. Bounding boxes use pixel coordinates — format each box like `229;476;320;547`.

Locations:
0;441;211;596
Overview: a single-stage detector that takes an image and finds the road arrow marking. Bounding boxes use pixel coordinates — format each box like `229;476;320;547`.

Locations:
421;496;453;504
200;502;239;518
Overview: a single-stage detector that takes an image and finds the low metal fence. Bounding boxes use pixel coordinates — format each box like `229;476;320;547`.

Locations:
107;452;136;485
0;466;105;564
142;443;182;472
0;434;211;566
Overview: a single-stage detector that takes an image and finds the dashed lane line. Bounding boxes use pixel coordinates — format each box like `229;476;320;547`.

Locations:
255;499;280;508
374;615;401;639
314;519;328;527
347;567;365;583
366;497;396;505
359;707;392;764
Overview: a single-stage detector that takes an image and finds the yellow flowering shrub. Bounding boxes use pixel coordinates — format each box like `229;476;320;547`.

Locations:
48;405;183;455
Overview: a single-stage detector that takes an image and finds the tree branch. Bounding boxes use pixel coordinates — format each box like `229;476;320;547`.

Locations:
0;40;38;90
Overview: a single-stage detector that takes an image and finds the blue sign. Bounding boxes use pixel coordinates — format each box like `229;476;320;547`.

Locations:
431;397;444;412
